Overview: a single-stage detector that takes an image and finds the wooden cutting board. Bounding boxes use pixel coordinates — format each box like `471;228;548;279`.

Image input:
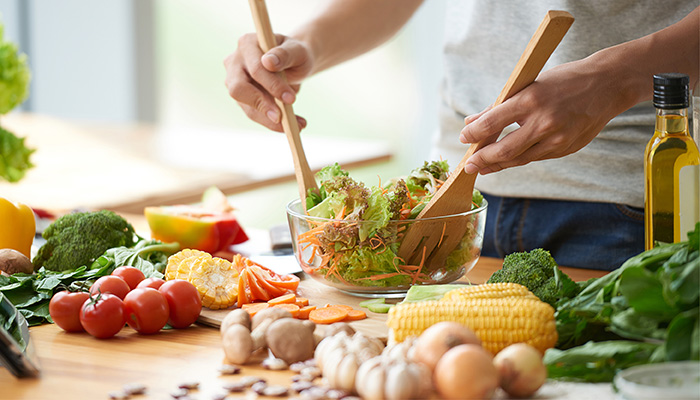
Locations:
197;277;410;341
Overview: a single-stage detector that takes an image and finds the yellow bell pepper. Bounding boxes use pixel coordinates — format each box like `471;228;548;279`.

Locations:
0;198;36;258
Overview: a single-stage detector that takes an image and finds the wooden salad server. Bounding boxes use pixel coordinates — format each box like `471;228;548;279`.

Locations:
248;0;319;208
397;10;575;270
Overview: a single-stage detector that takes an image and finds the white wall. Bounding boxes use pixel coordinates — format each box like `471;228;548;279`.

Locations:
0;0;153;123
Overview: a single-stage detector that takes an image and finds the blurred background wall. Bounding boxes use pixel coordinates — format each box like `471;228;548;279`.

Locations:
0;0;446;174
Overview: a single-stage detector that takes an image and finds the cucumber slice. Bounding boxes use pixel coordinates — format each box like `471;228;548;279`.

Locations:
359;298;385;308
367;303;393;313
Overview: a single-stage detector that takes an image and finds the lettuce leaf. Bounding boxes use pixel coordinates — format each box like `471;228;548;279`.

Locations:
0;126;34;183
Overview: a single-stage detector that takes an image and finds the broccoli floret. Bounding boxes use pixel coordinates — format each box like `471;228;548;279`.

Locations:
486;248;580;306
33;210;137;272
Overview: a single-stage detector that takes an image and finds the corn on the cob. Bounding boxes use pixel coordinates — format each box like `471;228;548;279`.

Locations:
440;282;539;302
386;298;557;354
165;248;211;281
187;256;239;310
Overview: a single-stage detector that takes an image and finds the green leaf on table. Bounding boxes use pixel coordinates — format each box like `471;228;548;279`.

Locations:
665;308;699;361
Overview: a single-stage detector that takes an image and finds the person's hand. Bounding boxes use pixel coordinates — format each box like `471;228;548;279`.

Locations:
224;33;314;132
459;58;632;175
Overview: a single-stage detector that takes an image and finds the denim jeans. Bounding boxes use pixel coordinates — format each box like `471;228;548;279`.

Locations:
480;193;645;271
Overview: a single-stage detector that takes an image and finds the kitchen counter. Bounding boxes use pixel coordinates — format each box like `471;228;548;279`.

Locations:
0;113;392;214
1;257;612;400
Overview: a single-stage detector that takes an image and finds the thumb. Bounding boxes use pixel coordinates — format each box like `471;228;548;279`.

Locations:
261;36;309;73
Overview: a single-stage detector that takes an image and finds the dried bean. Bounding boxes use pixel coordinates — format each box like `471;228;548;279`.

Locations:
122;383;147;396
210;392;228;400
326;389;348;399
217;364;241;375
298;386;328;400
251;381;268;395
221;382;246;393
238;376;266;387
290;381;314;394
262;385;288;397
289;362;306;373
178;381;200;390
108;391;129;400
170;388;189;398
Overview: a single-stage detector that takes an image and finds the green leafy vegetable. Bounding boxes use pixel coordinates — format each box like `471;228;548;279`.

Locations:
546;223;699;382
0;22;30;114
33;210;138;272
0;126;34;183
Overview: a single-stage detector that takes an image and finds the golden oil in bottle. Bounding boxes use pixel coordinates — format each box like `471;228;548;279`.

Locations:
644;73;700;249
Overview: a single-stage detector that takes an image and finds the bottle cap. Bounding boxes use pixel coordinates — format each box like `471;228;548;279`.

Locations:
653;73;689;109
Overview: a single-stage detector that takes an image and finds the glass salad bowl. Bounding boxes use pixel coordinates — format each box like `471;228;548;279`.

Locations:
286;198;487;296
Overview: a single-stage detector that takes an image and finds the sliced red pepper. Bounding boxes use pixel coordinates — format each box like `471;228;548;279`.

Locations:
144;205;248;254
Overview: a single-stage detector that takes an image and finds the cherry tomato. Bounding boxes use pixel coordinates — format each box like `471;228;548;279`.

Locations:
123;288;169;334
90;275;130;300
111;266;146;290
79;293;126;339
49;291;90;332
136;277;165;290
159;280;202;329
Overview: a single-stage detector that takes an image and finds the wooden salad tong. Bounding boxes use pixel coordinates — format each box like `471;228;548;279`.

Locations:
248;0;318;208
397;10;575;270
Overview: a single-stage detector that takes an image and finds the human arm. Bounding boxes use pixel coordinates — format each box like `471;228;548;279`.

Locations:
460;6;700;175
224;0;424;132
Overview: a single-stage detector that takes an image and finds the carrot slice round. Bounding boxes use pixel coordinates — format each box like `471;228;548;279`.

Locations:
272;303;300;318
343;309;367;321
297;305;316;319
242;302;270;317
309;306;349;324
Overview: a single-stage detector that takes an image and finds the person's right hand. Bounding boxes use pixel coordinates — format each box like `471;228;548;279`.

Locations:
224;33;314;132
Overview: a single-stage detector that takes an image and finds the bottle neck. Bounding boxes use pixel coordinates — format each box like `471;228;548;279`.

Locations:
655;107;688;135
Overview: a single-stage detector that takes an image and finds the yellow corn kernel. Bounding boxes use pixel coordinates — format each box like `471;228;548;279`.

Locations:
441;282;539;302
187;256;239;310
165;249;211;281
386;298;557;354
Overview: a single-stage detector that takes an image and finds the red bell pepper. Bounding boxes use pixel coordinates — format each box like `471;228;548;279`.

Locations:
144;205;248;254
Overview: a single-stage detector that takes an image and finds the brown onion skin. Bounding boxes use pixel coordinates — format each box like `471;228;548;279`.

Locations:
434;344;499;399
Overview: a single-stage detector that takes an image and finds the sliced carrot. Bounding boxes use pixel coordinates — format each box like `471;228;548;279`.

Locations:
241;302;270;317
297;305;316;319
267;293;297;306
324;304;354;312
343;309;367;321
295;297;309;307
309;306;349;324
273;303;300;318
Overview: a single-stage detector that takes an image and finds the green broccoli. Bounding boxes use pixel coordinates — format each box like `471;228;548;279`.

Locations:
33;210;137;272
486;248;580;306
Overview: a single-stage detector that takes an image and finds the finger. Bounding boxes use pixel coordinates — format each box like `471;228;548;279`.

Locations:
261;35;310;74
459;99;525;144
463;125;541;174
225;69;282;125
238;102;284;132
473;142;554;174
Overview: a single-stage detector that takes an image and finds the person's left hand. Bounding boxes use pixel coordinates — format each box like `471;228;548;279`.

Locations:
459;57;634;175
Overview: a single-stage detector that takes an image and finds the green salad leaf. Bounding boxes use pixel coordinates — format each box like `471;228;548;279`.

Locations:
0;23;31;114
0;125;34;183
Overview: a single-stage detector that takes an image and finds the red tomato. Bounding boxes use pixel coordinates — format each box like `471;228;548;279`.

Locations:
136;277;165;290
123;288;170;334
49;291;90;332
111;266;146;290
159;280;202;329
90;275;130;300
79;293;126;339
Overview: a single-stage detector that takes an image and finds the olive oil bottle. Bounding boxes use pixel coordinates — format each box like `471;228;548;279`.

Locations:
644;73;700;249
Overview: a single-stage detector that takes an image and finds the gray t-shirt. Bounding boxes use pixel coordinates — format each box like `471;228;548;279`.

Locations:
431;0;696;208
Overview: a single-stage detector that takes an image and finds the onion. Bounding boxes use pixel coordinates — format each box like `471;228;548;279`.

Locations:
410;321;481;372
493;343;547;398
434;344;499;399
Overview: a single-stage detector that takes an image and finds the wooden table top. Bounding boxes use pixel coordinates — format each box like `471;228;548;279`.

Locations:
1;256;610;400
